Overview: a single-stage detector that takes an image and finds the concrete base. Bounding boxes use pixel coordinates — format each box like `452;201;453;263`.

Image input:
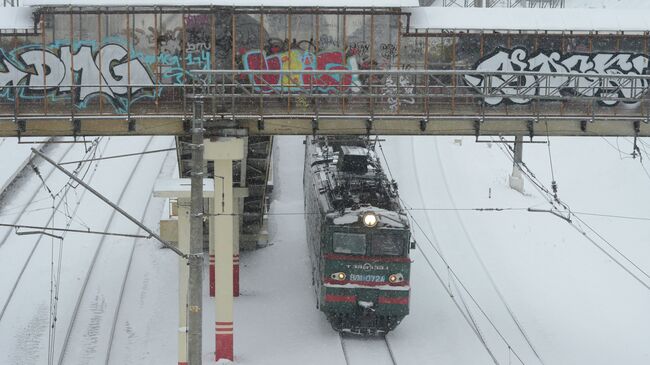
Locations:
509;165;525;194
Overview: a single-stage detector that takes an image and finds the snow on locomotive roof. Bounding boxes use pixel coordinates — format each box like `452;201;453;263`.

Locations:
341;146;368;157
407;7;650;33
23;0;418;7
331;207;408;229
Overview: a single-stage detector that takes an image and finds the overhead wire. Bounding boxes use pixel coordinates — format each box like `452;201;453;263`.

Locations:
38;137;108;364
495;137;650;290
376;139;529;365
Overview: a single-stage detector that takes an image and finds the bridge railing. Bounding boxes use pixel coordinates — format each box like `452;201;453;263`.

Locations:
188;68;650;122
1;68;649;123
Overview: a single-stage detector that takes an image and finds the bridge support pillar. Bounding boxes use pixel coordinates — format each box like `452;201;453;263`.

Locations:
233;187;249;297
177;199;190;365
209;199;215;297
154;178;215;365
509;135;525;193
205;137;245;362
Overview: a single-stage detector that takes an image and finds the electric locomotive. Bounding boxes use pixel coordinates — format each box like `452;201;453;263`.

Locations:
303;136;412;335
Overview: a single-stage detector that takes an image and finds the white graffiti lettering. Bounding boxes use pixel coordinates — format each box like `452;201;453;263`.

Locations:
383;70;416;112
0;43;154;112
464;47;650;106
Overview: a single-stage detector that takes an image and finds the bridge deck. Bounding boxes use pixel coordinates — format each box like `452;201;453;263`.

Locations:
0;6;649;137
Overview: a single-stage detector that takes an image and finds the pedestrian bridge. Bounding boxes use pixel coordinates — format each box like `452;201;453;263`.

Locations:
0;3;648;137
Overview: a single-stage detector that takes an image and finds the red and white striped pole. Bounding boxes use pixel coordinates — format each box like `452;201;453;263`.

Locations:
206;139;243;362
214;158;234;361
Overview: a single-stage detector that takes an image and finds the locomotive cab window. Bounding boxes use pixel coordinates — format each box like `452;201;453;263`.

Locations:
370;232;404;256
332;232;366;255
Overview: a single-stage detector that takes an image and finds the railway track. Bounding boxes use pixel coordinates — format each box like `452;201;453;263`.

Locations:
339;333;397;365
55;136;164;365
104;140;175;364
0;136;173;364
0;140;102;321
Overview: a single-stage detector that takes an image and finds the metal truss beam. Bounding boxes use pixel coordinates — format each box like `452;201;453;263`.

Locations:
0;116;647;137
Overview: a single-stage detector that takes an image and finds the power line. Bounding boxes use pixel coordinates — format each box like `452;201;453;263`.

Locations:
59;147;176;165
376;138;530;365
495;137;650;290
1;223;151;239
572;211;650;221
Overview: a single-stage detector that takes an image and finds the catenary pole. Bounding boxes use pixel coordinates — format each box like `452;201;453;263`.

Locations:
188;100;205;365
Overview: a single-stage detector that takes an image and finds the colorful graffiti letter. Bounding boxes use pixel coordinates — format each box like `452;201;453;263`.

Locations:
243;49;361;93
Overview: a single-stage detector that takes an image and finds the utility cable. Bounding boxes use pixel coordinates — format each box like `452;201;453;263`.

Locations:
377;138;530;365
545;121;559;201
495;137;650;290
59;147;175;165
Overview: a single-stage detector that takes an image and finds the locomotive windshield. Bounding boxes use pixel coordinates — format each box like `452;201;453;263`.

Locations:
332;232;366;255
332;230;406;256
370;232;404;256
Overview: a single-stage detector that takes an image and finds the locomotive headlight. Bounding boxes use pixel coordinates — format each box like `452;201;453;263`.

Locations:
388;273;404;284
362;212;378;227
331;272;347;281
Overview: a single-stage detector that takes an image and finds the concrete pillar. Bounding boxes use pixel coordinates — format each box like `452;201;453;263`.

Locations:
177;199;190;365
509;135;525;193
153;178;215;365
209;199;215;297
232;194;240;297
205;138;244;362
214;159;234;361
232;187;248;297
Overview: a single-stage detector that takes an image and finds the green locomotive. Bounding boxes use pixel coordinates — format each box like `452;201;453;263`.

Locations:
303;136;412;335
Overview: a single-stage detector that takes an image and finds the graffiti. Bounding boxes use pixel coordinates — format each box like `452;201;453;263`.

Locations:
157;27;183;55
242;49;362;93
184;14;210;27
0;41;155;112
382;65;415;112
402;42;425;60
348;41;369;58
380;43;398;61
318;34;338;49
465;47;650;106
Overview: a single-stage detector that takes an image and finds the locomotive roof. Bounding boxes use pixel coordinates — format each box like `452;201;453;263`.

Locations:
307;136;408;228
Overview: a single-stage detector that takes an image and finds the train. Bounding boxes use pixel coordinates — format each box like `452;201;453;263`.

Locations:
303;135;413;335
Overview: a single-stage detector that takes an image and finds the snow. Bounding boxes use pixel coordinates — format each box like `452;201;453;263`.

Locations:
0;7;34;31
407;7;650;32
153;178;215;199
0;137;179;365
22;0;418;8
0;137;46;196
